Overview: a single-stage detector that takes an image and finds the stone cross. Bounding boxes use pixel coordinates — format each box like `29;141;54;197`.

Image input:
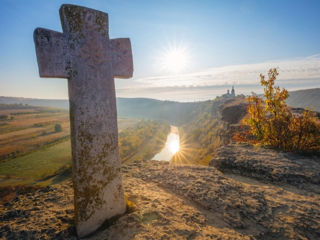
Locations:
33;4;133;237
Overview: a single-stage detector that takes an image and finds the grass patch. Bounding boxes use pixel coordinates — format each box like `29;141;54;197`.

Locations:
0;140;71;187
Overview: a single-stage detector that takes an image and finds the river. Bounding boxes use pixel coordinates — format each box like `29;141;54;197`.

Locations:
152;126;180;161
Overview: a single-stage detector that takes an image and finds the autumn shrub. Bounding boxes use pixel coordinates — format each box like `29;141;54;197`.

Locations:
243;68;320;152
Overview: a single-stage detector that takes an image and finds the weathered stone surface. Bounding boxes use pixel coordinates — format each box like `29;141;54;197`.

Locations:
33;4;133;237
209;144;320;190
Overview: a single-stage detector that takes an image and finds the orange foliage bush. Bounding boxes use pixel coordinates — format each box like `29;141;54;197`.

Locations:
243;68;320;152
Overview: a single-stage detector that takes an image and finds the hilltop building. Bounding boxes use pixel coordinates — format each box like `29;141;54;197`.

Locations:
222;86;236;98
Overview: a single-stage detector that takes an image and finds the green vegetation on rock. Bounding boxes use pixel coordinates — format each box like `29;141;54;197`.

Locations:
172;97;246;165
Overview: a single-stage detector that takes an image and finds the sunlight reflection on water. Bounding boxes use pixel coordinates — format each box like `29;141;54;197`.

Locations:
152;126;179;161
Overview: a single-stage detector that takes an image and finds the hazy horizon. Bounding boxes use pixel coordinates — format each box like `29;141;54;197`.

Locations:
1;85;320;103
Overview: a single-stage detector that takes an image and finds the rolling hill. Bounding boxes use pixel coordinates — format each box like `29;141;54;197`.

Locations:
1;87;319;124
287;88;320;112
0;97;203;125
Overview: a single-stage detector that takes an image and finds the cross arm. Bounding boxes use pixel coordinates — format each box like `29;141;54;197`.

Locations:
111;38;133;79
33;28;69;78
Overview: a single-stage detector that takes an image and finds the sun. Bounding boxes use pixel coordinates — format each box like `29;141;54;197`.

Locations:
159;44;190;73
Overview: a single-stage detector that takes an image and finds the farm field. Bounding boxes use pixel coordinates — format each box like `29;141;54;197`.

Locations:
0;104;139;161
0;104;70;160
0;104;141;187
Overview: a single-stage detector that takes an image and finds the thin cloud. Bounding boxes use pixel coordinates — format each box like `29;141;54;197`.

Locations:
116;55;320;101
134;54;320;87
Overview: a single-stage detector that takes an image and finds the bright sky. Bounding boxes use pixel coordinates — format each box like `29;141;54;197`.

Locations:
0;0;320;101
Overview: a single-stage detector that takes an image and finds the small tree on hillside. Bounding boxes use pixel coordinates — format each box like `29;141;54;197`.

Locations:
244;68;320;152
54;123;62;132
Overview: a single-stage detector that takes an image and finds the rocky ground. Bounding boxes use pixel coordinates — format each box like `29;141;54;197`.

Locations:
210;143;320;193
1;145;320;239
